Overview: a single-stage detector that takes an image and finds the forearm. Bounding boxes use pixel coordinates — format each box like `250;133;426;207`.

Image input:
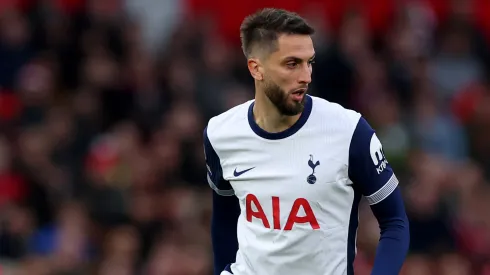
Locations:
370;188;410;275
211;192;240;275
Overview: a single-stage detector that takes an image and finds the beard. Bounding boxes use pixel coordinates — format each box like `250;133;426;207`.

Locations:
263;78;305;116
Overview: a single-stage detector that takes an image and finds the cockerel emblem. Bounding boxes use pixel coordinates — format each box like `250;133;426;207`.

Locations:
307;155;320;184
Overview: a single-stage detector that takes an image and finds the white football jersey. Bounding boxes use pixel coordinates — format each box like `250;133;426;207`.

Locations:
204;95;398;275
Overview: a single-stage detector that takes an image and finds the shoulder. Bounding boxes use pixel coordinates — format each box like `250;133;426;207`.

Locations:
205;100;253;143
309;96;361;136
310;97;378;153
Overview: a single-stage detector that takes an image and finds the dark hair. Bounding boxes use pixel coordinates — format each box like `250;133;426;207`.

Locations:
240;8;315;58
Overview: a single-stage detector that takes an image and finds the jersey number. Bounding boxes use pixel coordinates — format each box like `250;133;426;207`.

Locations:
245;194;320;230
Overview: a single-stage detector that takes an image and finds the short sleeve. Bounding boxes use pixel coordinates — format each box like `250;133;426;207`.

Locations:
203;126;234;196
348;117;399;205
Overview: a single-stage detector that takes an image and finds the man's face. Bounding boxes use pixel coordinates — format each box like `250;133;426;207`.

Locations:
260;34;315;116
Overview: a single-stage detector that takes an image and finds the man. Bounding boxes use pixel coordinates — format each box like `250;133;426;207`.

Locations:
203;8;409;275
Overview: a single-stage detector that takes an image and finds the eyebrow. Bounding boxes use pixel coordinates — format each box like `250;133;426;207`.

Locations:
283;54;316;62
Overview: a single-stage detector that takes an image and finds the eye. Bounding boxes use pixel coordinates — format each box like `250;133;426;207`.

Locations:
286;62;298;69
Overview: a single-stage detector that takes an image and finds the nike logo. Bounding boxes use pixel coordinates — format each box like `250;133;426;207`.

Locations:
233;167;255;177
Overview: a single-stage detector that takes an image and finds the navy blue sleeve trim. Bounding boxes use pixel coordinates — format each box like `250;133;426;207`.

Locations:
211;191;240;275
348;117;395;200
204;126;239;274
204;126;234;196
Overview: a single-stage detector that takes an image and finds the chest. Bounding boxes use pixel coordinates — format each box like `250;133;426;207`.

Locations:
219;134;351;203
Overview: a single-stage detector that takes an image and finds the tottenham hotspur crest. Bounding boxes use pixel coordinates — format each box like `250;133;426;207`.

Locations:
307;155;320;184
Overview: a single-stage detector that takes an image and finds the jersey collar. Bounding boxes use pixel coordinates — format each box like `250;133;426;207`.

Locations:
248;95;313;140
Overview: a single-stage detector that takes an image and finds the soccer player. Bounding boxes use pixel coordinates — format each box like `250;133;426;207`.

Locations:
203;8;410;275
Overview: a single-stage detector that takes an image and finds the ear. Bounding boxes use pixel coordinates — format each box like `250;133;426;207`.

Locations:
247;58;264;81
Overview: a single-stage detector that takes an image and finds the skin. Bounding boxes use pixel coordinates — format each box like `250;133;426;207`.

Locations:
247;34;316;133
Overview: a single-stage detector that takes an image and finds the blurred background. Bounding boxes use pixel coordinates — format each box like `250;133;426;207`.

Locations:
0;0;489;274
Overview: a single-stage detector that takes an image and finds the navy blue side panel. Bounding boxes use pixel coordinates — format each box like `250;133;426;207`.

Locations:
347;189;362;275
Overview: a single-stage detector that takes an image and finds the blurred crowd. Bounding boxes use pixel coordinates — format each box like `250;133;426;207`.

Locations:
0;0;490;274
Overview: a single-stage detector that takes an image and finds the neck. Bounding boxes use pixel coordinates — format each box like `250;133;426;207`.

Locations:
253;88;302;133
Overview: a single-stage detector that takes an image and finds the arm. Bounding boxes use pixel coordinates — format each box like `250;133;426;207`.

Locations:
348;117;410;275
203;127;240;275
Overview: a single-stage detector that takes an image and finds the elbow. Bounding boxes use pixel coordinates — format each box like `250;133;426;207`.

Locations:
379;214;410;250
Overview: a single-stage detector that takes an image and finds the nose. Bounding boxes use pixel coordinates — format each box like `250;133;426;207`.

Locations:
298;65;312;84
